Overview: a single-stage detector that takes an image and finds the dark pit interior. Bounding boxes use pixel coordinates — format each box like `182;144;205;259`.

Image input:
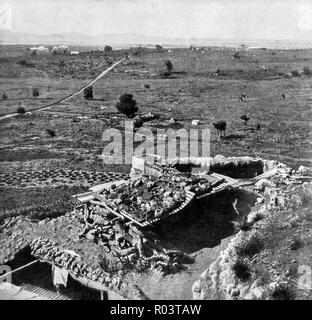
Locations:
174;159;264;179
7;247;100;300
152;188;258;254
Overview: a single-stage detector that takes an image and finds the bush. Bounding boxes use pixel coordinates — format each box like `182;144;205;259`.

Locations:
104;45;113;53
18;60;34;68
155;44;163;50
83;86;93;99
116;93;138;118
271;283;295;300
162;71;172;78
289;236;302;250
46;129;56;140
232;217;251;232
235;234;264;258
133;114;143;128
32;88;39;97
2;93;7;100
250;210;265;223
303;66;312;76
16;106;26;114
232;258;251;281
164;60;173;73
233;52;241;59
290;70;301;77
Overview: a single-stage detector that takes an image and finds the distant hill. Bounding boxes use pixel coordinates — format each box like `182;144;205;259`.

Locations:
1;30;312;48
0;30;187;45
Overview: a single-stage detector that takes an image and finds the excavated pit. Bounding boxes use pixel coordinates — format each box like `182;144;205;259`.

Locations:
151;189;257;254
1;157;266;300
6;246;100;300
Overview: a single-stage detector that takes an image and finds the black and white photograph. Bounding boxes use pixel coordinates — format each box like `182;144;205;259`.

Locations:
0;0;311;305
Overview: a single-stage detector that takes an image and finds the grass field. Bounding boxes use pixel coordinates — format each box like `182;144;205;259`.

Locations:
0;45;311;207
0;45;311;300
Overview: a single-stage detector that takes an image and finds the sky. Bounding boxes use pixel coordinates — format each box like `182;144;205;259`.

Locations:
0;0;312;40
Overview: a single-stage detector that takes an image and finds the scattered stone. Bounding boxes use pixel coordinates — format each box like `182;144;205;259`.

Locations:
168;117;176;124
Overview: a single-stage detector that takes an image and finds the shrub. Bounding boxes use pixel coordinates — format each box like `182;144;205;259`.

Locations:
162;71;172;78
290;70;301;77
116;93;138;118
46;129;56;140
155;44;163;50
235;234;264;258
249;210;265;223
232;217;251;232
2;93;7;100
83;86;93;99
104;45;113;53
32;88;39;97
233;52;241;59
164;60;173;73
232;258;251;281
289;236;302;250
303;66;312;76
133;114;143;128
271;283;295;300
18;60;34;68
16;106;26;114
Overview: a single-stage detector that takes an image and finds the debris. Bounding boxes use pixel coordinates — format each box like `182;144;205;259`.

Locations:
168;117;176;124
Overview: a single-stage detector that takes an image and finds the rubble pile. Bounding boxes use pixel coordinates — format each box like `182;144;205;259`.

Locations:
254;162;312;209
30;237;126;294
75;204;189;275
100;174;187;222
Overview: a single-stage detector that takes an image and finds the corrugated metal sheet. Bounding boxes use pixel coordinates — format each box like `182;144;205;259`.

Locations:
20;283;71;300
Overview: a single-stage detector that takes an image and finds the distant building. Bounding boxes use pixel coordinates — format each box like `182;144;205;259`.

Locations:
52;45;70;54
70;51;79;55
28;46;49;53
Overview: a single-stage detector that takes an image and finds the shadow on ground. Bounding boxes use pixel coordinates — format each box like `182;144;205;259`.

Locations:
152;189;258;254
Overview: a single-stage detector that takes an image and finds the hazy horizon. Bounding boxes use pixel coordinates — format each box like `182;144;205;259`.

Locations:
0;0;312;42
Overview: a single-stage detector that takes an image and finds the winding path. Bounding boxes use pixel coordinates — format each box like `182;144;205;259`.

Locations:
0;56;128;122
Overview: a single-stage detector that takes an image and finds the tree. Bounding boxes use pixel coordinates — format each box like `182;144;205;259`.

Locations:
240;115;250;126
2;93;7;100
233;52;240;59
32;88;39;97
83;86;93;99
104;45;113;53
155;44;163;50
303;66;312;76
115;93;138;118
164;60;173;73
16;106;26;114
213;121;227;139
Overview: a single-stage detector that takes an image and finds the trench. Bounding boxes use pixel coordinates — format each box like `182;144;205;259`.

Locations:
124;160;262;300
126;188;258;300
6;247;101;300
3;159;263;300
